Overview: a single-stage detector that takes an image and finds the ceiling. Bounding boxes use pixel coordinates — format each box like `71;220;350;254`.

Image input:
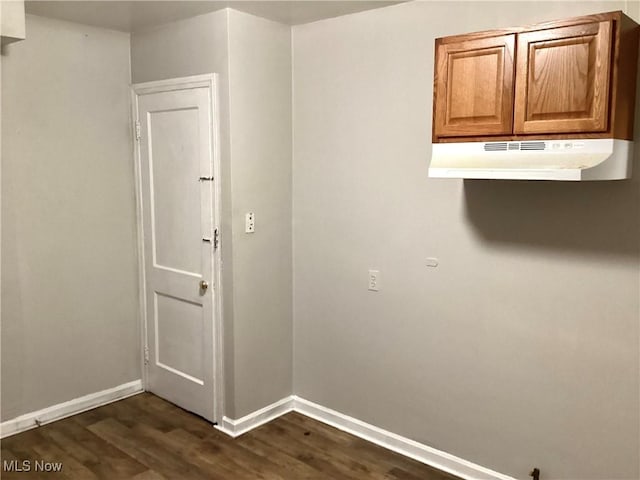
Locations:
25;1;405;32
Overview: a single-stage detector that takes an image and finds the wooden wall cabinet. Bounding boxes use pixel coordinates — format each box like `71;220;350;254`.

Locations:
433;11;639;143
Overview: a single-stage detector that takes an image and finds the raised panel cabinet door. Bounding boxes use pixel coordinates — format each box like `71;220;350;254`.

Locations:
514;21;612;134
434;34;516;138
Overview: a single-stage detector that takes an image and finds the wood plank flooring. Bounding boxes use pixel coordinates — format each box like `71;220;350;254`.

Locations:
1;393;459;479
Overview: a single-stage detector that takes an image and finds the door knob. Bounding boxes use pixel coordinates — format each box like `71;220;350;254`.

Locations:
200;280;209;291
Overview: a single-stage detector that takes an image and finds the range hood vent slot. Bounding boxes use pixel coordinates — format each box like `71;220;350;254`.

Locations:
484;142;508;151
520;141;546;151
483;141;547;152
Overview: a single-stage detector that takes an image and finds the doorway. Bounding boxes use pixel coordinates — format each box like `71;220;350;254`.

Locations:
132;74;223;423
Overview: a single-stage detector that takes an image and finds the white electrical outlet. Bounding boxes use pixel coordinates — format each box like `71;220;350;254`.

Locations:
426;257;439;267
368;270;380;291
245;212;255;233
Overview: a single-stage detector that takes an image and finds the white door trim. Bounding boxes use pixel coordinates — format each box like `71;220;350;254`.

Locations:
131;74;225;425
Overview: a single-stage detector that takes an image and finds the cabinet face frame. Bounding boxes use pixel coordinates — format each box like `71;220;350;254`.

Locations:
434;34;516;137
513;20;613;135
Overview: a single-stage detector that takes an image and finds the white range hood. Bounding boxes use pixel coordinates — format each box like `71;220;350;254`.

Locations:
429;139;633;181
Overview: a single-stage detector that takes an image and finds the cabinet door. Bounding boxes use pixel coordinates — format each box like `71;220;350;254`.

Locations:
434;35;515;138
514;21;612;134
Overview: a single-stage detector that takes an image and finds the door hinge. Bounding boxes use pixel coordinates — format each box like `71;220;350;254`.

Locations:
135;121;141;141
214;228;219;249
144;346;149;364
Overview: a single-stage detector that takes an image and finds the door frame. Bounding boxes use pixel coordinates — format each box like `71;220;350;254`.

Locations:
131;74;225;424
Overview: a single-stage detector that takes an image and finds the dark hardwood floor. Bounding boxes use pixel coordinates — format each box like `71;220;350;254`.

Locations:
1;393;458;479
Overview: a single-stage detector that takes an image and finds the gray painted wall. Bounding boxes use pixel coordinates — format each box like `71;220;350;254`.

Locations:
1;15;140;420
227;9;293;417
131;8;293;418
292;2;640;479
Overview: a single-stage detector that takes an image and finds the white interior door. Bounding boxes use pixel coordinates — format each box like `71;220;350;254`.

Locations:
136;81;217;422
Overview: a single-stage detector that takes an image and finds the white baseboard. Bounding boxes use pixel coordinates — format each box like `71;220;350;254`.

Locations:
0;380;143;439
216;394;515;480
292;396;516;480
214;396;294;438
